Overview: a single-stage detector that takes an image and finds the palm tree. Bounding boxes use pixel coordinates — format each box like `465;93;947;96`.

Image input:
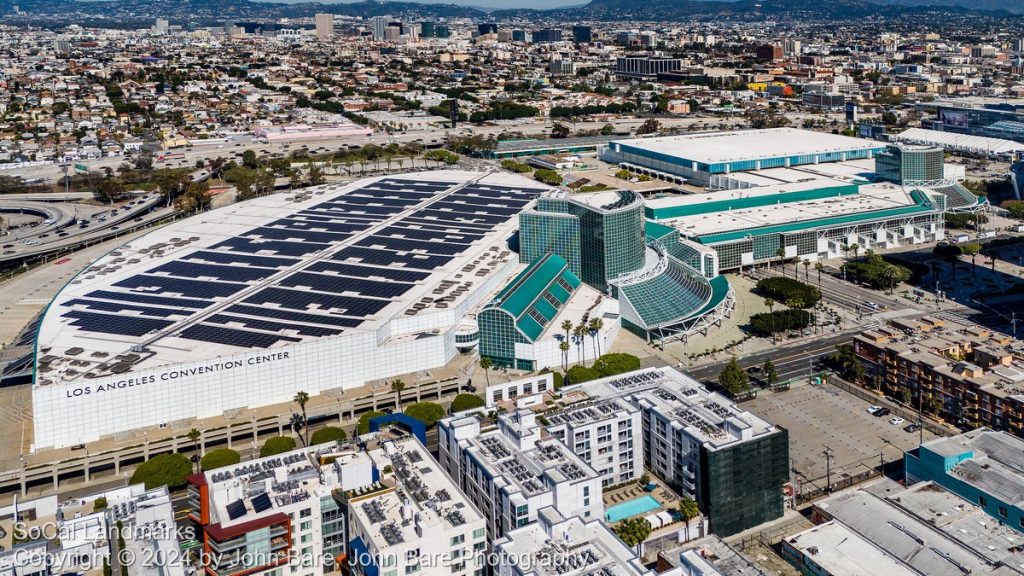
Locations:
187;428;201;474
880;264;901;295
389;379;405;409
764;298;777;344
802;259;811;282
775;247;786;276
293;391;310;447
561;319;573;343
479;356;492;387
850;243;860;261
559;340;571;371
588;317;604;357
814;261;824;291
989;254;997;271
573;324;587;364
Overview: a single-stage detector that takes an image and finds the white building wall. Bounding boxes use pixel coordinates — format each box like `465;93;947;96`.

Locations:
33;327;454;449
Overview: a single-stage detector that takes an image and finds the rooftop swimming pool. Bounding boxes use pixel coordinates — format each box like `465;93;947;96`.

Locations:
605;494;661;522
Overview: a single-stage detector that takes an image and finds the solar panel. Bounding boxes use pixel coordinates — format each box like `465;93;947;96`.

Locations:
86;290;207;309
113;275;244;299
277;272;414;298
179;324;301;348
245;226;352;244
305;261;430;282
206;314;342;337
226;305;364;328
63;310;173;337
251;493;273;513
243;287;390;316
355;236;466;256
226;499;247;520
185;250;299;269
149;261;275;283
332;247;452;270
209;238;328;257
64;299;187;318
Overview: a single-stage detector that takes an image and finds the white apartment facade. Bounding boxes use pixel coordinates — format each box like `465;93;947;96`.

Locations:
349;438;487;576
542;397;643;487
437;410;603;541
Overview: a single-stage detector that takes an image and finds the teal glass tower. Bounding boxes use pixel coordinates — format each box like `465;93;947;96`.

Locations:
519;190;646;293
875;143;944;183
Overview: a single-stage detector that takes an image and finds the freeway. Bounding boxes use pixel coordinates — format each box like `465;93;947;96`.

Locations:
0;169;209;269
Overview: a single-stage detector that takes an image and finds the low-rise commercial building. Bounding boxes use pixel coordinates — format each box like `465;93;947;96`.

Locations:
906;428;1024;532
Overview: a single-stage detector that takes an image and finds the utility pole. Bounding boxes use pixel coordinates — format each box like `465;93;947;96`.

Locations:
822;446;834;494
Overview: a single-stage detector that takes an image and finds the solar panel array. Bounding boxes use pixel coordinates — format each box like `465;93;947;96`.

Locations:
54;178;546;352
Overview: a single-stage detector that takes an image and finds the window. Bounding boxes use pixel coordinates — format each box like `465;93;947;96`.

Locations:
980;495;988;506
405;565;420;575
999;506;1008;518
300;508;312;518
300;521;311;531
473;528;485;539
301;534;312;544
451;535;465;546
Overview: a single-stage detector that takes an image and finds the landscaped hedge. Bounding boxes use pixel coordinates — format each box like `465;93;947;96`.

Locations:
130;453;192;490
200;448;241;471
755;277;820;308
450;394;485;413
404;402;445;429
310;426;347;445
749;309;813;336
260;436;297;457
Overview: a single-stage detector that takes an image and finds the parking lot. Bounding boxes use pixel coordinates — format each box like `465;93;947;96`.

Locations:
742;381;939;493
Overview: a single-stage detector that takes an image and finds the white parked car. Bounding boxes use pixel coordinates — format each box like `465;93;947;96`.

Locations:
889;417;905;426
866;405;883;415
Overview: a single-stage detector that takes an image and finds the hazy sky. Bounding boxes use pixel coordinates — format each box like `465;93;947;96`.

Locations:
252;0;585;9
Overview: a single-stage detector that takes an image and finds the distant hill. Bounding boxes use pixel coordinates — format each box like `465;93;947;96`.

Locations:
0;0;1017;25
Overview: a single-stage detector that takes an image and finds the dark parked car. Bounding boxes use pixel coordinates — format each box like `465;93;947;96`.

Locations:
904;423;922;433
873;407;891;417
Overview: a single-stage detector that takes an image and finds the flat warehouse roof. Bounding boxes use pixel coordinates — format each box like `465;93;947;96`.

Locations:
656;182;935;242
609;128;884;165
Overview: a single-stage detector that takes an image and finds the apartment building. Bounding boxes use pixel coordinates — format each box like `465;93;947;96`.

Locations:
542;397;644;487
852;314;1024;434
564;368;789;537
493;507;681;576
187;443;374;576
437;409;603;541
349;438;488;576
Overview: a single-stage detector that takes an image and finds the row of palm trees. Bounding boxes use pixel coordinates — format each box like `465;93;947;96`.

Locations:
774;247;827;285
558;317;605;371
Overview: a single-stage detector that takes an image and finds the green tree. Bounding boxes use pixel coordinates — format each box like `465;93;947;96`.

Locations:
678;498;699;521
592;353;641;377
200;448;241;471
130;453;192;490
479;356;493;387
260;436;297;457
718;357;750;395
614;517;652;549
559;340;571;371
450;393;485;413
832;345;865;383
95;178;125;204
294;391;310;447
764;298;777;343
763;359;779;385
566;364;600;384
390;378;406;410
310;426;347;445
588;317;605;357
241;149;258;169
635;118;660;135
357;411;385;435
186;428;201;474
404;402;445;429
534;168;562;186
